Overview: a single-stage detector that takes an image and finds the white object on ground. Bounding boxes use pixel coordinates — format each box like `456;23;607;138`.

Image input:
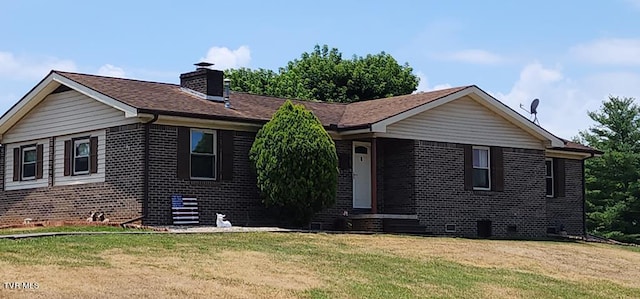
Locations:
216;213;232;228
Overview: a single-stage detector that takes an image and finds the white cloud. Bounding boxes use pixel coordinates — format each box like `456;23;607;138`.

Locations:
97;64;126;78
0;51;77;79
497;62;582;139
201;46;251;70
444;49;505;65
415;71;452;92
570;38;640;65
496;62;640;139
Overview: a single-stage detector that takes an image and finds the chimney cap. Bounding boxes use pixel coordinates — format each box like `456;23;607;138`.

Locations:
194;62;214;69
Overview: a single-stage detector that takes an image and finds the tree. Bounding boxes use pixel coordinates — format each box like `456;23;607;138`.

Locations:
249;100;339;225
224;44;419;103
578;96;640;243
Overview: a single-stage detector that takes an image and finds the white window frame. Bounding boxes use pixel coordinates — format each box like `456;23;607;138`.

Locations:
545;158;554;197
472;146;491;191
21;146;37;181
73;139;90;175
190;129;217;180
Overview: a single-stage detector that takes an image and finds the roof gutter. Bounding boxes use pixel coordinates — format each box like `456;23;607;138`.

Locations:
329;123;372;132
549;147;604;156
136;108;267;126
137;108;372;133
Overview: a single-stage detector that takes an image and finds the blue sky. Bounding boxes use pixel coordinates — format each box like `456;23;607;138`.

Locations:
1;0;640;139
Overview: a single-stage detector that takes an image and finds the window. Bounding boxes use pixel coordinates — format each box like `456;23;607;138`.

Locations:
64;136;98;177
12;144;43;183
464;145;503;192
73;139;90;175
545;159;553;197
547;158;566;198
472;147;490;190
190;129;216;179
21;146;37;180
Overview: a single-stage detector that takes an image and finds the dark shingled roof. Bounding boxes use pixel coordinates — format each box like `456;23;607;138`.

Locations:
56;71;467;128
54;71;602;154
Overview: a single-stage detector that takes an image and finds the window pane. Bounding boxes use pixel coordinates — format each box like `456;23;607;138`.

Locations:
23;149;36;163
473;149;488;168
191;131;214;154
75;157;89;173
76;142;89;157
545;160;552;177
354;146;368;154
23;163;36;178
473;169;489;188
546;178;553;196
191;155;215;178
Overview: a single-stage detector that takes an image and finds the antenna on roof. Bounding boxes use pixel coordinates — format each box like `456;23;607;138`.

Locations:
519;98;540;125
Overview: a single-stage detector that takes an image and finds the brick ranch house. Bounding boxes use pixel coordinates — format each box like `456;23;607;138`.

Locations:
0;65;601;237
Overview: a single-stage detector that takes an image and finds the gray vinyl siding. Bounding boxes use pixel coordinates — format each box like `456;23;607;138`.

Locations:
2;90;139;144
381;96;545;150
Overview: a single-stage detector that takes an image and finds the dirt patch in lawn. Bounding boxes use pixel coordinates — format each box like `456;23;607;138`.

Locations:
0;249;322;299
339;234;640;288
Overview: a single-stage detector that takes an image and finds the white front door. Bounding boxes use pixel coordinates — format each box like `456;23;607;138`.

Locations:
353;142;371;208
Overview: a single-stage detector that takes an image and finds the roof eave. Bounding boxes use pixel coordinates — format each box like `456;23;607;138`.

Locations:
52;72;138;117
0;72;60;140
0;71;142;143
137;108;269;125
550;146;604;156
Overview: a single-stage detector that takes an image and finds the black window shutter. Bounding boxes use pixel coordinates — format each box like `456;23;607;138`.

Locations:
338;153;350;170
13;148;20;181
177;127;190;179
463;145;473;190
36;144;44;179
554;158;566;197
220;130;234;181
490;147;504;192
89;136;99;173
64;140;71;176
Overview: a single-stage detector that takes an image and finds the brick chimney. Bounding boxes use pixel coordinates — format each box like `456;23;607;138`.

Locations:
180;62;224;101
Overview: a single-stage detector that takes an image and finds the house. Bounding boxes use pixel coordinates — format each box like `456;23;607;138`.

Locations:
0;64;601;237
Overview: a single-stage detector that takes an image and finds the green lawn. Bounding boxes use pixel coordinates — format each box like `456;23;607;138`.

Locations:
0;225;138;235
0;230;638;298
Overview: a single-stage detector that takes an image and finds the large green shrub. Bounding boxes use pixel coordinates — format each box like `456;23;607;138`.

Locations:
250;100;338;225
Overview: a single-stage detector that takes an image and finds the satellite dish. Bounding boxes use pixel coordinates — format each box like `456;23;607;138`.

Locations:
519;98;540;125
530;98;539;114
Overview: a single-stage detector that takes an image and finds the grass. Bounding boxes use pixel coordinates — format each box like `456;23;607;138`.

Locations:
0;230;639;298
0;225;138;235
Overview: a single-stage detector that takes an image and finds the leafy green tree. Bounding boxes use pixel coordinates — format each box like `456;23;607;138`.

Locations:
579;96;640;243
224;44;419;103
249;100;339;225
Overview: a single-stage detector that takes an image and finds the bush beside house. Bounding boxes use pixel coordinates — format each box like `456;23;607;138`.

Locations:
249;100;339;226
